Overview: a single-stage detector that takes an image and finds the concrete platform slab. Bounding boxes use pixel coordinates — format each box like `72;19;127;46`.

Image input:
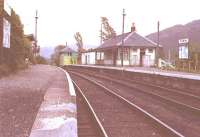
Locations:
29;67;77;137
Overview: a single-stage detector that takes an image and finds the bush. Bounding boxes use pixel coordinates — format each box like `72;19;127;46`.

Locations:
35;56;48;64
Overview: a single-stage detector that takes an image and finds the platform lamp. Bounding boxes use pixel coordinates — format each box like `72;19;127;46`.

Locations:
121;9;126;67
34;10;38;57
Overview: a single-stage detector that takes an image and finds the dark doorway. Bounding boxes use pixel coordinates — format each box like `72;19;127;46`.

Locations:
140;49;145;66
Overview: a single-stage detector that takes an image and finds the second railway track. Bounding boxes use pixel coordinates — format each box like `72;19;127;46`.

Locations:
71;72;184;137
69;68;200;111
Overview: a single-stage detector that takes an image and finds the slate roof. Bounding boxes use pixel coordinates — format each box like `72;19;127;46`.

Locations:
60;47;76;54
97;32;161;49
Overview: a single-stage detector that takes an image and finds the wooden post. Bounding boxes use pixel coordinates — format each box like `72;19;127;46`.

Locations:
188;61;191;72
0;0;4;64
195;53;198;71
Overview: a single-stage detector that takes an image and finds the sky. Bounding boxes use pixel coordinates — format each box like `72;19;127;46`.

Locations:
6;0;200;48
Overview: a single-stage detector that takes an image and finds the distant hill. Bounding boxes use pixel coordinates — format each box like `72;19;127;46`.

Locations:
40;46;55;59
39;44;98;59
147;19;200;59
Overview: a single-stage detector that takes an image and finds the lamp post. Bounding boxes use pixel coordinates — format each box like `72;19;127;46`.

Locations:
0;0;4;64
34;10;38;56
156;21;160;67
121;9;126;67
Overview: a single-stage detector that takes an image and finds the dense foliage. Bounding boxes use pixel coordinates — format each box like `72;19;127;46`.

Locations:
100;17;116;42
35;55;47;64
0;9;33;76
50;45;65;66
74;32;84;64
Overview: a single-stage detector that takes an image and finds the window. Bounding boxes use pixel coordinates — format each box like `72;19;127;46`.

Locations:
132;49;137;53
148;49;153;53
97;52;104;60
118;48;129;60
97;52;101;60
123;48;129;60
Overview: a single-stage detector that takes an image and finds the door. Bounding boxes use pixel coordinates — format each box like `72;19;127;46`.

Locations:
130;55;138;66
142;55;151;67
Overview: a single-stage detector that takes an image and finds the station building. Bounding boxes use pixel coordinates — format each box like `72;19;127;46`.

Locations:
59;46;77;66
82;25;162;67
81;49;96;65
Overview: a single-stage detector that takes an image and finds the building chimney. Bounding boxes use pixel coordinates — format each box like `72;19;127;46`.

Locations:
131;23;136;32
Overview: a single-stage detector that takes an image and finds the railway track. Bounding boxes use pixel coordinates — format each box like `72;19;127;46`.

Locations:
68;68;200;112
67;67;200;97
70;71;184;137
68;70;200;137
74;81;107;137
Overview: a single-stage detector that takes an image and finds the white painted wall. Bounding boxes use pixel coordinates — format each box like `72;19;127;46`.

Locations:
116;60;129;66
130;48;140;66
81;52;96;65
144;48;155;66
104;60;113;65
81;53;86;64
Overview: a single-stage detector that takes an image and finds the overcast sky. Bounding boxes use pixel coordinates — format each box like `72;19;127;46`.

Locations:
6;0;200;48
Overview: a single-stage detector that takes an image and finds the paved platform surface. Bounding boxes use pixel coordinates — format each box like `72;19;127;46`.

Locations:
73;65;200;80
0;65;77;137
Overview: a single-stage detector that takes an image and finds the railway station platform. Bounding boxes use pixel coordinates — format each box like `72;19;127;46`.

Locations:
0;65;77;137
29;66;77;137
67;65;200;92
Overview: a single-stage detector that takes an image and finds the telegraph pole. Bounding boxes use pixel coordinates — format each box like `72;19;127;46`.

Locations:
35;10;38;56
100;22;103;45
157;21;160;47
156;21;160;66
0;0;4;64
121;9;126;67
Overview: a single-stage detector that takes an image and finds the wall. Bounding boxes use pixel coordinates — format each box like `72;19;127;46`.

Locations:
130;48;140;66
81;52;96;65
144;48;155;66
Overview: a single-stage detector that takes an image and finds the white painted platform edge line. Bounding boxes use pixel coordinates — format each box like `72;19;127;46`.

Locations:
66;72;76;96
58;67;76;96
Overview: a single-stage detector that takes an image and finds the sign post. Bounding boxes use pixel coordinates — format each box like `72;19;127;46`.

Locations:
178;38;189;59
178;38;189;71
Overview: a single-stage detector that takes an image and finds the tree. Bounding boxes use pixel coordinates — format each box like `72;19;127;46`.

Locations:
100;17;116;42
35;55;47;64
74;32;84;64
74;32;83;52
51;45;65;66
0;8;34;75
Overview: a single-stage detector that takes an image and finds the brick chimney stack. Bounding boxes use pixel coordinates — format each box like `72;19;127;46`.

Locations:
131;23;136;32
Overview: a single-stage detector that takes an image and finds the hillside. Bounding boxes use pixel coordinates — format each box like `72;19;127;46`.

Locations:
147;19;200;59
40;46;55;59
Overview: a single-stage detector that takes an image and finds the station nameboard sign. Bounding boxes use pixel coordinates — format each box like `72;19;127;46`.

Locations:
3;18;11;48
179;38;189;44
178;38;189;59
